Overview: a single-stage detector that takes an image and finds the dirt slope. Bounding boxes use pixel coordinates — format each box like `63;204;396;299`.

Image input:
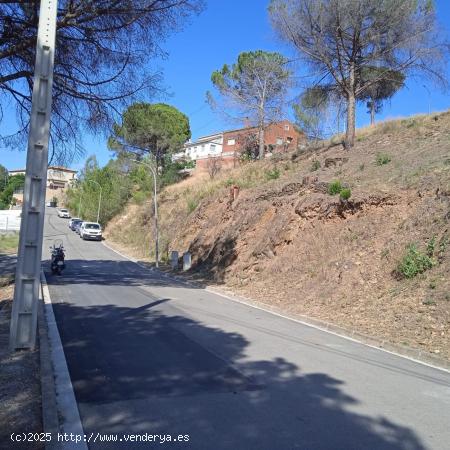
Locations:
105;112;450;360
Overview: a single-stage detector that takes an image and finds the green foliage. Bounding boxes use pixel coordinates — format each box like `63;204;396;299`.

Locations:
328;180;343;195
264;167;280;180
0;164;8;191
0;174;25;209
376;153;391;165
339;188;352;200
109;102;191;166
311;160;321;171
397;244;435;279
65;158;132;225
426;236;436;257
293;86;333;139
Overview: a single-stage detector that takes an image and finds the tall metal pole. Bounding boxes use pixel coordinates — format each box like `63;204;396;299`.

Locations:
10;0;58;350
132;160;159;267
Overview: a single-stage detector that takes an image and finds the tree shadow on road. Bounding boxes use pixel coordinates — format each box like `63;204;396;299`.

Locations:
50;299;427;450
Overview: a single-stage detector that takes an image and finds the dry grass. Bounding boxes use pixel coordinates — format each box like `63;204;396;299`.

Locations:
0;234;19;255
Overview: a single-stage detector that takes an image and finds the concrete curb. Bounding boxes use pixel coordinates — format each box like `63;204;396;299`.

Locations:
38;282;61;450
102;240;450;373
40;271;88;450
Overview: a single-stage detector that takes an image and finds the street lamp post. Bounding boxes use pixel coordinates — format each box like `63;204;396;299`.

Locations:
132;160;159;268
87;179;102;223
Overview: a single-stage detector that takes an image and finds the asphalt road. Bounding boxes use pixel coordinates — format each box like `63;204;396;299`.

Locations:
43;208;450;450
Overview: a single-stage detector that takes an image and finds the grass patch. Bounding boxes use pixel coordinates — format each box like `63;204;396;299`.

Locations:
328;180;343;195
339;188;352;201
376;153;391;166
264;167;280;181
0;234;19;255
396;243;435;279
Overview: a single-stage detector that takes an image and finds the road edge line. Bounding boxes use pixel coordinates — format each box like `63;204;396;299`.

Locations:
101;241;450;374
41;271;88;450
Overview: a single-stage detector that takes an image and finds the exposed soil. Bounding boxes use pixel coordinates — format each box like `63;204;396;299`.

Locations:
106;111;450;362
0;259;43;449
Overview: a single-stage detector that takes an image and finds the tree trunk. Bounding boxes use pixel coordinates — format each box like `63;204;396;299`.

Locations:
345;92;356;149
258;127;265;159
370;99;375;125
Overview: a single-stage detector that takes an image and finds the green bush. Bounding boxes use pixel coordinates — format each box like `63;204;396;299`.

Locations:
376;153;391;165
264;167;280;181
339;188;351;201
311;160;321;172
397;244;434;279
132;191;147;205
328;180;343;195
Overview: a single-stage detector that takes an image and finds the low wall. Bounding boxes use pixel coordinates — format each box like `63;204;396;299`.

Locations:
0;210;21;232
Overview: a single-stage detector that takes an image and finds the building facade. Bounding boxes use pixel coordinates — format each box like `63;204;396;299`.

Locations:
8;166;77;204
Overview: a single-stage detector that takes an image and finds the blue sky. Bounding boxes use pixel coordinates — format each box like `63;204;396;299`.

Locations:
1;0;450;171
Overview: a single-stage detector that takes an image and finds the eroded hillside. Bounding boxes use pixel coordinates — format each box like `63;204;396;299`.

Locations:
105;112;450;360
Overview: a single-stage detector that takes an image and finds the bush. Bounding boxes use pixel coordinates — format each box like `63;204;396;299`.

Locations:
311;160;321;171
328;180;343;195
397;244;434;279
264;167;280;181
339;188;351;201
132;191;147;205
376;153;391;165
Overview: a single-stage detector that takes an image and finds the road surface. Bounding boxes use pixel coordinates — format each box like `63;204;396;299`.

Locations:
43;208;450;449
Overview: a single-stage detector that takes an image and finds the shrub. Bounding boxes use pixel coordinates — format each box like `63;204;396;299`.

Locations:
397;244;434;279
132;191;147;205
339;188;351;201
426;236;436;257
311;160;321;171
186;198;199;213
328;180;343;195
376;153;391;165
264;167;280;181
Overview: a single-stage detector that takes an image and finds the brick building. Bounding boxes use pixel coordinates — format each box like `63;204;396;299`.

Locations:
193;120;305;173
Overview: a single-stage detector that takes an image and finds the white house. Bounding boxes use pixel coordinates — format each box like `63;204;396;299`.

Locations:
179;132;223;161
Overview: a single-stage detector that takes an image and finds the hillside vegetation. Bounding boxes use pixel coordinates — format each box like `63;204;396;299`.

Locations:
105;111;450;360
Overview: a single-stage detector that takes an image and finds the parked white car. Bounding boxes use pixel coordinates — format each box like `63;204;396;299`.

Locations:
79;222;102;241
57;208;70;218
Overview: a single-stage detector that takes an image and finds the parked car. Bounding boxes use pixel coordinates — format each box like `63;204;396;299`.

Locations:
69;218;82;230
79;222;102;241
57;208;70;218
74;221;83;234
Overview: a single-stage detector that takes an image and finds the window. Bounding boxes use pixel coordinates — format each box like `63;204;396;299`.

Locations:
284;124;290;131
227;139;235;146
276;137;283;145
210;144;216;153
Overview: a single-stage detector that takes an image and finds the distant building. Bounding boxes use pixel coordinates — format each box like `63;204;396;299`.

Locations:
180;120;305;172
8;166;77;204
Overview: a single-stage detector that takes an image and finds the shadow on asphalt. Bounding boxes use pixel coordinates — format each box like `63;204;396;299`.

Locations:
49;297;426;449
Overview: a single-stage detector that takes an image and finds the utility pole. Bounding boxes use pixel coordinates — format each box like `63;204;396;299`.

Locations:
10;0;58;350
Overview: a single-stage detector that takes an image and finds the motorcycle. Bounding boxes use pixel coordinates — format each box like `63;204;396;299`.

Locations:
50;240;65;275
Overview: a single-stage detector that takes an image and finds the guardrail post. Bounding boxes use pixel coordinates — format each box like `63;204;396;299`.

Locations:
183;252;192;271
